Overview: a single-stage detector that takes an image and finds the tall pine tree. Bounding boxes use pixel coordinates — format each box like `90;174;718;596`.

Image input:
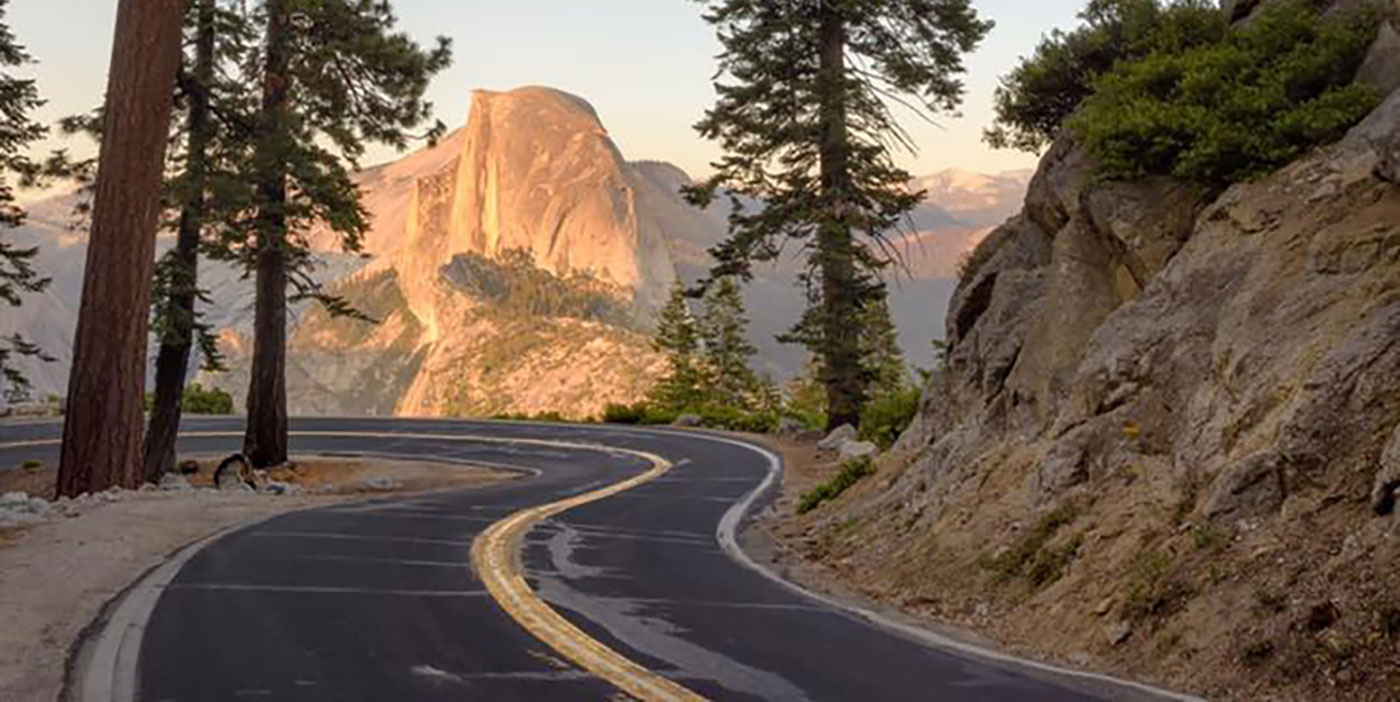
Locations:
699;276;759;409
142;0;254;481
651;282;707;410
858;293;908;397
56;0;185;497
240;0;451;467
0;0;58;403
686;0;991;428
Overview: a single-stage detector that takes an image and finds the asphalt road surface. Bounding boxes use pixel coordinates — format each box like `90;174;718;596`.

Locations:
0;417;1185;702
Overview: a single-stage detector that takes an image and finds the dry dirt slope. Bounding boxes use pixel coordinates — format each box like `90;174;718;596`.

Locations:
777;35;1400;702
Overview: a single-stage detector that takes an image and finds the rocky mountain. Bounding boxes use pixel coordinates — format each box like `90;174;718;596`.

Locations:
3;85;1024;415
786;13;1400;701
911;168;1033;227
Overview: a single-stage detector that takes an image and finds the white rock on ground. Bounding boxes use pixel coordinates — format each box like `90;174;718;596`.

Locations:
363;475;395;491
838;440;879;462
263;480;302;496
159;473;193;492
671;414;703;428
0;493;53;527
817;425;857;452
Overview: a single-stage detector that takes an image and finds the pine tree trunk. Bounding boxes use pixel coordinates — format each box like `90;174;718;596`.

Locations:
816;8;865;430
55;0;185;498
142;0;217;484
243;0;292;468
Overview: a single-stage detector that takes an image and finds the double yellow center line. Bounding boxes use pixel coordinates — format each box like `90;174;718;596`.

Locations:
470;442;708;701
1;429;709;701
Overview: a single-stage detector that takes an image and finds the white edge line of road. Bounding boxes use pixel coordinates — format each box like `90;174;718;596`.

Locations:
699;431;1209;702
30;419;1206;702
60;432;543;702
69;512;288;702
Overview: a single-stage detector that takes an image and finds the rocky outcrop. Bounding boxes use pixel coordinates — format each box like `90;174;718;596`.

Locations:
1357;20;1400;96
415;86;677;307
796;46;1400;699
918;85;1400;517
1374;424;1400;514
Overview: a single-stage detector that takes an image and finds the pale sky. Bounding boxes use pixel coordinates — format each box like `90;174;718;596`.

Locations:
10;0;1088;181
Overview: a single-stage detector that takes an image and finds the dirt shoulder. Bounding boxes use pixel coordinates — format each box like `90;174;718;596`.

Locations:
742;438;1036;650
0;456;514;702
748;435;1400;702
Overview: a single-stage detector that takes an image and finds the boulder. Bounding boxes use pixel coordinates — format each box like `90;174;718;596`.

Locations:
0;493;50;525
1376;125;1400;184
1221;0;1262;22
264;480;302;496
1204;452;1287;523
159;472;193;492
178;459;201;475
671;414;704;428
1023;136;1095;237
1356;21;1400;98
1083;177;1202;286
838;440;879;463
1373;424;1400;515
817;424;858;452
26;497;51;518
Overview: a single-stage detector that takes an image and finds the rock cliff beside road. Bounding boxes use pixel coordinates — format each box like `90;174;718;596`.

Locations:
780;15;1400;701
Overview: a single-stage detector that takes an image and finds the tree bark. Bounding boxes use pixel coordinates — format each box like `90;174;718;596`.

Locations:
56;0;185;497
816;8;865;430
143;0;217;483
243;0;292;468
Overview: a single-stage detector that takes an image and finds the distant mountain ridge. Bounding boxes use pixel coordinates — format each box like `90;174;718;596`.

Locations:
3;86;1030;414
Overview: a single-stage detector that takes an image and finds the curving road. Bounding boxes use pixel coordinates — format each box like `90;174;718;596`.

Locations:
0;417;1190;702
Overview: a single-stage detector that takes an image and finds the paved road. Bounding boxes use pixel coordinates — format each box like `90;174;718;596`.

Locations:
0;418;1176;701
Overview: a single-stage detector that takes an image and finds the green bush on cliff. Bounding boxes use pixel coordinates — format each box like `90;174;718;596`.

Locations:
797;457;876;515
986;0;1225;153
1073;0;1382;187
990;0;1382;188
858;385;923;450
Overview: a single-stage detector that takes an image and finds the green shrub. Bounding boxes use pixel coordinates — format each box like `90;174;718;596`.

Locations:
602;402;647;425
726;409;779;434
859;386;922;450
1025;532;1085;587
606;399;779;433
1123;549;1192;621
1072;1;1381;187
145;384;234;415
797;457;876;514
442;249;637;328
181;384;234;415
492;410;568;423
981;502;1081;586
696;404;777;432
987;0;1225;152
635;405;676;425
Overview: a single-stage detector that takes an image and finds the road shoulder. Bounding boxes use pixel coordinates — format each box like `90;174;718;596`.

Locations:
0;456;511;702
731;433;1203;702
